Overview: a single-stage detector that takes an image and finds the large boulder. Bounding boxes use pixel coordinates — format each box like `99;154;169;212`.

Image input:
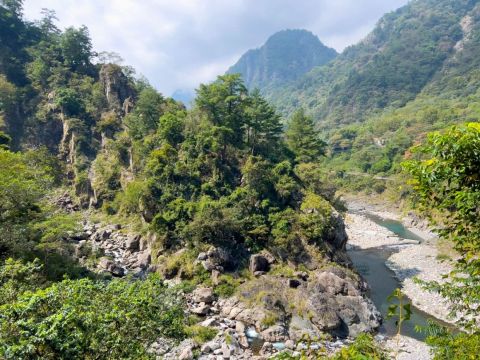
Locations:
261;325;288;342
306;271;381;337
192;287;215;304
98;257;125;277
249;254;270;273
125;235;140;252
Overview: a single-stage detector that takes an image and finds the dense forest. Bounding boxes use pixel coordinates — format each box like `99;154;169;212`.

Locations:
0;0;479;359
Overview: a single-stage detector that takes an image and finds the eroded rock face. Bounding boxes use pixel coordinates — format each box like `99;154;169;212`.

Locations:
99;64;135;115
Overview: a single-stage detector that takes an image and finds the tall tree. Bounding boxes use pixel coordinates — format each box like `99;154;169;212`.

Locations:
196;74;248;147
245;89;283;157
60;26;93;71
285;108;326;163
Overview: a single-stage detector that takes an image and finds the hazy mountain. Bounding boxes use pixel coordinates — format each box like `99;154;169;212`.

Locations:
227;29;337;93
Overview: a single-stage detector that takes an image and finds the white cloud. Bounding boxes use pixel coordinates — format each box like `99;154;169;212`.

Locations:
23;0;409;95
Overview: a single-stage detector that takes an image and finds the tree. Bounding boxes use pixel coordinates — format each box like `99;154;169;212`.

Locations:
0;149;52;255
285;109;326;163
196;74;248;147
60;26;93;71
125;87;164;139
244;89;283;157
403;122;480;356
0;0;23;18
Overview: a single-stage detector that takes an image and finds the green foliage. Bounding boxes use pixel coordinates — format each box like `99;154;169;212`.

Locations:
184;325;217;344
286;109;326;163
404;123;480;358
0;258;44;306
125;87;165;139
0;149;52;253
423;321;480;360
213;274;241;298
330;334;388;360
404;123;480;329
0;274;186;359
54;87;84;116
386;288;412;334
0;130;11;149
60;25;93;71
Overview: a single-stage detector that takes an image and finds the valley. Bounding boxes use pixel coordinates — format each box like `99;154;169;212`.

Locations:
1;0;479;359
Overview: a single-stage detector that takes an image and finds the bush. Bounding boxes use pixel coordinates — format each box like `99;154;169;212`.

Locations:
184;325;217;344
0;274;186;359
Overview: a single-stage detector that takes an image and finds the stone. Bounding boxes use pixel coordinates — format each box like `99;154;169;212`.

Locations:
191;303;210;315
285;339;295;350
193;287;215;303
98;257;124;277
197;252;208;261
136;251;151;269
235;321;246;335
200;317;219;327
260;342;273;356
211;270;221;285
260;250;276;264
261;325;288;342
288;279;301;288
249;254;270;273
221;343;232;358
179;346;194;360
202;259;216;271
126;235;140;251
254;271;266;277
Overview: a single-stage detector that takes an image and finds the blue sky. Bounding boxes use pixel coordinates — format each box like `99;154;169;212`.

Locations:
24;0;409;96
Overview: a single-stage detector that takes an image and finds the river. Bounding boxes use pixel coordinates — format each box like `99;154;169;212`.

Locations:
347;212;448;341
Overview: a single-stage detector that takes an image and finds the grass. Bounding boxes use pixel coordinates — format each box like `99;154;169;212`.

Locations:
184;325;217;344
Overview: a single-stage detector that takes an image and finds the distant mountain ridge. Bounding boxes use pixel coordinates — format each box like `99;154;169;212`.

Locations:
269;0;480;128
228;0;480;180
227;29;337;93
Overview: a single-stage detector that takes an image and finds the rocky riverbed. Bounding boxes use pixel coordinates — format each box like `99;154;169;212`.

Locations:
345;201;457;360
345;206;454;325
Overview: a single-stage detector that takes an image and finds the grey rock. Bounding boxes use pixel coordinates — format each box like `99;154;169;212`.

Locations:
179;346;194;360
126;235;140;251
249;254;270;273
191;303;211;315
261;325;288;342
285;339;295;350
193;287;215;304
197;252;208;261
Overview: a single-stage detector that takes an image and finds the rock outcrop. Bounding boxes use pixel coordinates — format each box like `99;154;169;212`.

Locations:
71;221;152;277
99;64;135;115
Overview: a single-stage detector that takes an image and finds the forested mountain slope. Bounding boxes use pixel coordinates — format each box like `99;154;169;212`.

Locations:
269;0;478;125
227;29;337;95
225;0;480;186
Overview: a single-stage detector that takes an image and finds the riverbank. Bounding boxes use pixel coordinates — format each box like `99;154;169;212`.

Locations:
344;199;457;359
345;201;454;325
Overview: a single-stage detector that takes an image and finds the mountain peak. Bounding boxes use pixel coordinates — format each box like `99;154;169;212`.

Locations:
227;29;337;91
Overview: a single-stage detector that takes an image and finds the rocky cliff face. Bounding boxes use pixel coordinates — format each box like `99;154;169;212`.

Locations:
228;29;337;92
99;64;135;115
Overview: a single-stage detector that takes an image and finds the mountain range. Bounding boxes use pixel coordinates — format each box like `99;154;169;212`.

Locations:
228;0;480;179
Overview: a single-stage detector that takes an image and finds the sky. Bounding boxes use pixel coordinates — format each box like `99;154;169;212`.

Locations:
23;0;410;96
